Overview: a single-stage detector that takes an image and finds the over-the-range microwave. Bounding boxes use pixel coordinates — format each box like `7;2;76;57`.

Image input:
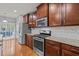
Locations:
36;17;48;27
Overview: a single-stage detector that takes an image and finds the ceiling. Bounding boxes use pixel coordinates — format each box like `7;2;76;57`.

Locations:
0;16;15;23
0;3;40;18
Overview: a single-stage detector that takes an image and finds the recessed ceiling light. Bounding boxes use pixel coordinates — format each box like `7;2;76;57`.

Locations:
3;20;8;23
14;10;17;12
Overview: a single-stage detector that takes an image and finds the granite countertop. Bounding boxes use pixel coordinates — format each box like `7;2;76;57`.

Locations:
45;36;79;47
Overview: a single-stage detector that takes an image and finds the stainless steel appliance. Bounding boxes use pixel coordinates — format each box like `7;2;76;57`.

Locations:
36;17;48;27
17;22;31;44
33;30;51;56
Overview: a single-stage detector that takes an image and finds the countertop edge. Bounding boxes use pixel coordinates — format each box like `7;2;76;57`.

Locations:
45;36;79;47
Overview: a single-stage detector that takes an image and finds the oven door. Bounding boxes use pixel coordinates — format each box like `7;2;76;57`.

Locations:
33;37;44;56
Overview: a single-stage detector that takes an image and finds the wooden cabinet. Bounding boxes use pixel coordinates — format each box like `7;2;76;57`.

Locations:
32;12;37;28
32;11;37;20
25;34;33;49
28;21;33;28
23;14;29;23
34;3;63;27
49;3;79;26
37;3;48;19
62;44;79;56
28;12;36;28
28;14;33;27
28;20;36;28
25;34;27;45
23;3;79;27
64;4;79;25
32;20;36;28
49;3;63;26
62;49;79;56
45;39;79;56
45;39;61;56
23;13;36;28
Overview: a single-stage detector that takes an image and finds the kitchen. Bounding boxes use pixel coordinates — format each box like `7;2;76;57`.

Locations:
17;3;79;56
0;3;79;56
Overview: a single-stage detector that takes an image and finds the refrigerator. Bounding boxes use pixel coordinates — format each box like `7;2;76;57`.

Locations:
18;23;31;44
16;16;31;44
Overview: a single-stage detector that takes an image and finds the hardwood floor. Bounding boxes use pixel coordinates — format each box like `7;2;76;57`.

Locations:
2;38;37;56
3;39;16;56
15;43;37;56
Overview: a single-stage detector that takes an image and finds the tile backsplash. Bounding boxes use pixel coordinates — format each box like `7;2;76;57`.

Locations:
31;26;79;40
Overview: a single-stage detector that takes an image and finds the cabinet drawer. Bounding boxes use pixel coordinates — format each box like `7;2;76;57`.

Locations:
45;39;60;47
62;44;79;54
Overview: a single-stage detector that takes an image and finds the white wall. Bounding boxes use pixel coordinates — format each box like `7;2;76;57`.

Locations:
31;26;79;40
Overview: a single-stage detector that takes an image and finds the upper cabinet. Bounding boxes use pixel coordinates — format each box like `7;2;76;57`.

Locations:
23;14;29;23
28;12;37;28
64;4;79;25
37;3;48;19
28;14;33;27
49;3;63;26
23;3;79;27
32;11;37;20
49;3;79;26
32;12;37;28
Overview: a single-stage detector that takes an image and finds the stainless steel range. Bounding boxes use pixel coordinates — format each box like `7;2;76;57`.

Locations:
33;30;51;56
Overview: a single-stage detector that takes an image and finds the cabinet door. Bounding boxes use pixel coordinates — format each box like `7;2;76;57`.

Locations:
28;21;33;28
26;34;29;46
25;34;27;45
26;34;33;49
45;39;60;56
23;15;28;23
28;35;33;49
32;20;36;28
29;13;36;28
28;14;33;27
49;3;62;26
62;43;79;56
29;20;36;28
23;14;29;23
62;49;79;56
33;12;37;20
64;3;79;25
45;43;60;56
37;4;48;19
32;12;37;28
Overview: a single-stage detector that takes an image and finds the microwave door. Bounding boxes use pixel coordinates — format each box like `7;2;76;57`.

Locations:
36;17;47;27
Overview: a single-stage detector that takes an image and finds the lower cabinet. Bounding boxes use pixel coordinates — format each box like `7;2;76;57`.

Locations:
62;49;79;56
62;44;79;56
25;34;27;45
45;39;61;56
25;34;33;49
45;39;79;56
